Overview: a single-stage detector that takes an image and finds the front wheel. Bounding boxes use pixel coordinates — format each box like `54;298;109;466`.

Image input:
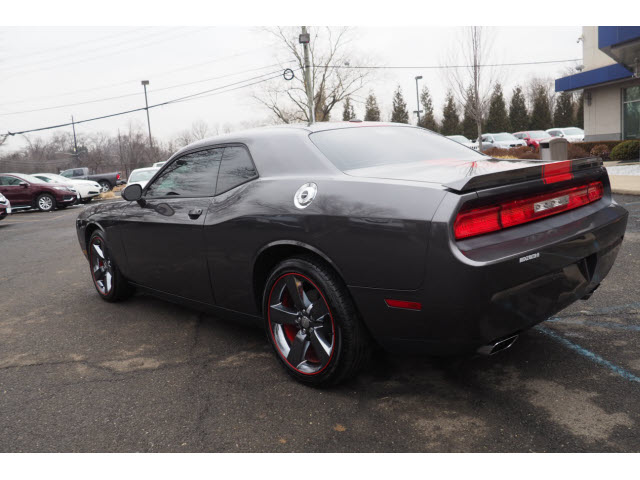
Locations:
88;230;134;302
36;193;56;212
263;256;371;386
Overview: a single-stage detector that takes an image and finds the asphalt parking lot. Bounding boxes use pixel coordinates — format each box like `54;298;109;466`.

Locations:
1;195;639;453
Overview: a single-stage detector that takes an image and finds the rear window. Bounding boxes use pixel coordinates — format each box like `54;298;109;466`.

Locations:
310;127;484;171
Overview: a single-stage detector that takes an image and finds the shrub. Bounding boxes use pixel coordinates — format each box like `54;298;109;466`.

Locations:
610;140;640;161
484;146;537;159
589;144;610;160
567;143;590;160
575;140;622;153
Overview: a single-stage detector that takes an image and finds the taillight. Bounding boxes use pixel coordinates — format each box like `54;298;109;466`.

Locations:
454;181;604;240
116;173;121;180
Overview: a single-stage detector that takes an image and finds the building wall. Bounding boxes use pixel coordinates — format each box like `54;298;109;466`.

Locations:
584;78;640;141
583;26;617;70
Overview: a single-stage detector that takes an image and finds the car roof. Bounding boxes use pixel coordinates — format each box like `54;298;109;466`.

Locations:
130;167;159;173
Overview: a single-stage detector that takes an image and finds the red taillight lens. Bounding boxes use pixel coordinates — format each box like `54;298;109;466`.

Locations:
454;206;500;240
454;181;604;240
117;173;121;180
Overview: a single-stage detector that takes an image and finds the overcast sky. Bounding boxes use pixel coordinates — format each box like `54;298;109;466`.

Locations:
0;26;582;151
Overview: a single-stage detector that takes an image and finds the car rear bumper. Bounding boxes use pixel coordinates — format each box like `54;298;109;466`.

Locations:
349;201;628;355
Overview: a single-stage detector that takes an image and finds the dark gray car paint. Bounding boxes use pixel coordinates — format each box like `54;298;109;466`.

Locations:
76;122;628;354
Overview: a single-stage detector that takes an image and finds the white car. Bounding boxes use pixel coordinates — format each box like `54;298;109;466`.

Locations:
127;167;160;190
152;161;167;168
0;192;11;219
446;135;473;146
470;133;527;152
546;127;585;143
34;173;101;203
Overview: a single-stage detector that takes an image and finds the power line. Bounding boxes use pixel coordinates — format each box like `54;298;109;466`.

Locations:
5;68;300;136
2;27;210;80
315;58;581;69
0;43;281;109
0;61;295;116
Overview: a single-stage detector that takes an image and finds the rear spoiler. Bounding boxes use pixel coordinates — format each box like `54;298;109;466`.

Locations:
444;157;603;193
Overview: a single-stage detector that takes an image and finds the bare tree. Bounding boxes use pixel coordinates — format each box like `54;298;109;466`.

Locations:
254;27;373;123
446;27;498;152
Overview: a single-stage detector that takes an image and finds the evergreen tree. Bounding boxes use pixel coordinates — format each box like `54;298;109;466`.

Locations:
418;86;439;131
485;83;510;133
575;91;584;128
461;86;477;140
440;91;460;136
390;86;409;124
553;91;574;127
509;85;529;132
529;85;553;130
342;96;356;121
364;92;381;121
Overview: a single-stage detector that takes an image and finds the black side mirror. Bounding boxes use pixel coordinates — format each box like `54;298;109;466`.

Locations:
122;184;143;202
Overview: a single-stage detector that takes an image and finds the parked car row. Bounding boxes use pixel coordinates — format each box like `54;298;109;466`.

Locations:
0;173;79;213
446;127;585;152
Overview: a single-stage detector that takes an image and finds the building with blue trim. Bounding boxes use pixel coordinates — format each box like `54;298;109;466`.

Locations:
556;26;640;142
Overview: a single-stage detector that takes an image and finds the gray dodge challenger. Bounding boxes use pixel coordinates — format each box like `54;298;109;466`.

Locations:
76;122;628;386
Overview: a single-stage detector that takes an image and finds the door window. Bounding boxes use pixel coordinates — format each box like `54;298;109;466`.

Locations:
145;148;223;198
0;176;21;186
215;146;258;195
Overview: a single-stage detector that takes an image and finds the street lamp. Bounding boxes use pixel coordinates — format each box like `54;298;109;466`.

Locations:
414;75;423;126
141;80;153;151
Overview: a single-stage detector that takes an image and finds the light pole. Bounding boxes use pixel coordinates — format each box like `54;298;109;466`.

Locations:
414;76;423;126
141;80;153;151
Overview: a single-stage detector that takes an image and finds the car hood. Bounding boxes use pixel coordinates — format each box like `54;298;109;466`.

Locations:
344;158;541;185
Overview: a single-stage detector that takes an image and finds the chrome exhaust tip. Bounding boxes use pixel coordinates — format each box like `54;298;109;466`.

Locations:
477;334;519;356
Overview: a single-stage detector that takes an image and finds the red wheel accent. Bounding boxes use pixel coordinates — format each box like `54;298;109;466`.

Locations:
267;272;336;376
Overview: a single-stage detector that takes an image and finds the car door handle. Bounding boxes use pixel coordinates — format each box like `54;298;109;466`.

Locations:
188;208;203;219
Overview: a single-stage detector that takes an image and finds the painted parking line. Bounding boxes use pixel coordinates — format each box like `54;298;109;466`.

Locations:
547;316;640;332
536;325;640;384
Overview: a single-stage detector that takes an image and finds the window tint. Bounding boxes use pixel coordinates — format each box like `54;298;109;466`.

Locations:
215;146;258;194
0;176;21;186
310;127;484;172
145;148;223;198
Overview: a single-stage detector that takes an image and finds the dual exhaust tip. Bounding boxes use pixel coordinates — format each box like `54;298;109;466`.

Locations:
477;334;519;356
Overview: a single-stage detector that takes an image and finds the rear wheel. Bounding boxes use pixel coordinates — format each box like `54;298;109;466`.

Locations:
88;230;133;302
263;256;371;386
36;193;55;212
98;180;112;193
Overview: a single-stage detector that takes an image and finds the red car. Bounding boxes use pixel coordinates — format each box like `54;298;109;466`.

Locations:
0;173;78;212
513;130;553;149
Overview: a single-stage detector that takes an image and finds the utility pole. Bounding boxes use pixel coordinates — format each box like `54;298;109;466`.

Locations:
414;76;423;126
299;27;315;125
141;80;153;151
71;115;79;165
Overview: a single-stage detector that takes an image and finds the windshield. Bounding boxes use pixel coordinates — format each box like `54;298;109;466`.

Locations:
493;133;517;141
129;170;158;183
310;127;484;171
563;128;584;135
528;131;549;139
447;135;469;143
37;173;69;183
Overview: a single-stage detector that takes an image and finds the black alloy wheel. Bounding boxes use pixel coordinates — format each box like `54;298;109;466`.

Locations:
88;230;133;302
264;256;371;386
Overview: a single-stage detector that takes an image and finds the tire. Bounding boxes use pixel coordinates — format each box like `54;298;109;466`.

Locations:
263;256;371;386
36;193;56;212
88;230;134;302
98;180;112;193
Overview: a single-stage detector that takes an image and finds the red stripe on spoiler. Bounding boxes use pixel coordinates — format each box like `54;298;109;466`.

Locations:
542;161;573;184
